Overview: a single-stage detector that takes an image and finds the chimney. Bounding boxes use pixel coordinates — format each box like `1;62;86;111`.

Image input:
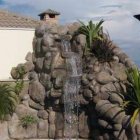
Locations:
38;9;60;25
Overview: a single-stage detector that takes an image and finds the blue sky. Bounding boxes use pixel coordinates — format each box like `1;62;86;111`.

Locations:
0;0;140;65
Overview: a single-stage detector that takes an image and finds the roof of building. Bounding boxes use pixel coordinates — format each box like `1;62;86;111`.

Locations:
38;9;60;16
0;9;40;28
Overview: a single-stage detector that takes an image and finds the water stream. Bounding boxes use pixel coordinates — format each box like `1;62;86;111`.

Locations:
62;39;82;139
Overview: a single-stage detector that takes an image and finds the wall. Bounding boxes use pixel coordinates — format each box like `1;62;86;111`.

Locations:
0;28;35;80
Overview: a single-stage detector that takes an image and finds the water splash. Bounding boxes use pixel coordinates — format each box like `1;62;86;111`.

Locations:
62;39;82;139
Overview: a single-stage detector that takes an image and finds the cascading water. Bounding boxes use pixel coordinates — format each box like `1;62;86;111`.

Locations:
62;39;82;139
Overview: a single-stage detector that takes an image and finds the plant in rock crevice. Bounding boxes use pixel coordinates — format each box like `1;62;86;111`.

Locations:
122;67;140;126
0;84;18;121
78;20;104;55
92;33;114;62
14;66;25;95
20;115;38;128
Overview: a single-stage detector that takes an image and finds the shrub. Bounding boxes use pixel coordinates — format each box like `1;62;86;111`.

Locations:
20;115;38;128
78;20;104;55
123;67;140;125
13;66;25;95
0;84;18;120
92;33;114;62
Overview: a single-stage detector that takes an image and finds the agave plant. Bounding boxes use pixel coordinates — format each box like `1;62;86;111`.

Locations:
78;19;104;55
123;67;140;125
0;84;18;120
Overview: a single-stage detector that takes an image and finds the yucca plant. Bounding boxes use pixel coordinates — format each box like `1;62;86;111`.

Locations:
78;20;104;55
0;84;18;120
123;67;140;126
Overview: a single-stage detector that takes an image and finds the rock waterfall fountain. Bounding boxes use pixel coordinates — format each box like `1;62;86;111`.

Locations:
62;39;82;139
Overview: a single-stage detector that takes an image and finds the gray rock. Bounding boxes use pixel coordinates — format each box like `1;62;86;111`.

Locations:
48;124;56;139
48;109;56;124
50;90;62;98
35;38;42;55
118;53;129;63
95;100;113;116
96;71;116;84
86;74;95;81
99;92;110;100
54;76;63;89
135;124;140;135
81;75;89;86
15;104;37;118
28;71;38;81
28;80;45;105
11;67;19;79
39;73;52;90
37;119;48;138
113;55;119;62
113;124;122;131
111;63;127;81
93;65;101;72
35;57;44;72
57;25;69;35
29;99;44;110
100;83;116;93
79;112;90;138
37;110;48;120
35;24;46;37
112;47;122;55
109;93;123;105
67;22;81;35
125;59;136;68
0;122;9;140
76;34;86;47
24;61;34;73
83;89;93;99
79;95;89;105
25;52;32;62
8;118;37;139
98;119;113;129
42;33;54;47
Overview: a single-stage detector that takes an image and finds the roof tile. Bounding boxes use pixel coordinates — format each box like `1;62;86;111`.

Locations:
0;9;40;28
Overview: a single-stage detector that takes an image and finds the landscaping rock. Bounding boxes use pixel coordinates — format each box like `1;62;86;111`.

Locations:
37;110;48;120
9;119;37;139
15;104;37;118
29;99;44;110
0;121;9;140
28;80;45;105
37;119;48;138
96;71;116;84
109;93;123;105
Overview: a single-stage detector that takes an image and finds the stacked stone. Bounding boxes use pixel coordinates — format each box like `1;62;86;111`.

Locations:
74;33;138;139
1;22;139;140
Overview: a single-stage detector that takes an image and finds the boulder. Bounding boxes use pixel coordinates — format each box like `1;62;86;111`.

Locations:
111;63;127;81
28;80;45;105
29;99;44;110
15;104;37;118
37;119;48;138
8;113;37;139
96;71;116;84
35;24;46;37
37;110;48;120
24;61;35;73
0;122;9;140
109;93;123;105
25;52;32;62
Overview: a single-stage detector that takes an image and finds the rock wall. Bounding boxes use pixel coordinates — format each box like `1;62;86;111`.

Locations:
1;22;139;140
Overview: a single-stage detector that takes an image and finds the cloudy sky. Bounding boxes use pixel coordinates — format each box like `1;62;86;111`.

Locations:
0;0;140;65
